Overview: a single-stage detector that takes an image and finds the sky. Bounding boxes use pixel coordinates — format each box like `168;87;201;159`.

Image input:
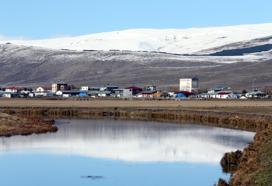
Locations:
0;0;272;39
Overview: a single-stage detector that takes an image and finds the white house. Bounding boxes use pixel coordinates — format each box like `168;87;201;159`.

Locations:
34;87;48;97
3;92;18;98
62;93;70;98
114;89;133;98
56;90;63;96
215;91;238;99
3;93;13;98
98;91;111;97
36;87;45;92
246;91;266;98
81;86;89;91
5;87;18;93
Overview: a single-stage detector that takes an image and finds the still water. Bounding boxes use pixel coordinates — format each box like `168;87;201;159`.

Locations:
0;119;254;186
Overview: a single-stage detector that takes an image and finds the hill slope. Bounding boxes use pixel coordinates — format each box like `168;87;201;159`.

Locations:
0;43;271;89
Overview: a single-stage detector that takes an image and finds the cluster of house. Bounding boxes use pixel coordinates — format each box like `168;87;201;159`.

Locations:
0;79;270;99
195;86;268;99
0;83;160;99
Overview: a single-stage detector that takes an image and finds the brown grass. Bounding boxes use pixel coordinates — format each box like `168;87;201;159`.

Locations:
0;99;271;112
0;112;57;137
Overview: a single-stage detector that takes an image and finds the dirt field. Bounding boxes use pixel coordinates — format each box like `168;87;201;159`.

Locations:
0;99;272;115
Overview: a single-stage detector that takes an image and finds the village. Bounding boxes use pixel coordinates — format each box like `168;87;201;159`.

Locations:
0;78;271;100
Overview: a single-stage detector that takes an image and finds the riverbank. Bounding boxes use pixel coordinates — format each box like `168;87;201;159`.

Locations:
0;99;271;185
222;122;272;186
0;112;57;137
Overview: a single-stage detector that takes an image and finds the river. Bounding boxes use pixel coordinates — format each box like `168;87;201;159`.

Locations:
0;119;255;186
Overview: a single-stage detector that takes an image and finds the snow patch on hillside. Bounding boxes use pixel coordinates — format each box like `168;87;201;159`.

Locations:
1;23;272;54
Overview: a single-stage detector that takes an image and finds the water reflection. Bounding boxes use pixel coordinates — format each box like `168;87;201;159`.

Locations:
0;119;254;163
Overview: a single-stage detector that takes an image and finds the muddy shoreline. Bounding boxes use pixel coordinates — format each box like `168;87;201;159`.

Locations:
0;102;271;185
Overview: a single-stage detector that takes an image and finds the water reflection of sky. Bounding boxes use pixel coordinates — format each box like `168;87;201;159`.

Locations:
0;119;254;163
0;119;255;186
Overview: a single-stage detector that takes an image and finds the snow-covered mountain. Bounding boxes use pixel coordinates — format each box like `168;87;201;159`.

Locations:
0;23;272;88
1;23;272;55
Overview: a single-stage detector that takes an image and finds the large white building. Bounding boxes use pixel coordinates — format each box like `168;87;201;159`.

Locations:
52;83;68;93
179;77;199;92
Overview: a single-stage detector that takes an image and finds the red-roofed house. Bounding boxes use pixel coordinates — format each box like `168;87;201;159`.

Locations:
125;86;143;95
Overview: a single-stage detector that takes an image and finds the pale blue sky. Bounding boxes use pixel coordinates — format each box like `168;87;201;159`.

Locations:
1;0;271;39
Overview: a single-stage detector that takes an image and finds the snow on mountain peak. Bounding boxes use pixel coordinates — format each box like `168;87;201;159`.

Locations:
1;23;272;54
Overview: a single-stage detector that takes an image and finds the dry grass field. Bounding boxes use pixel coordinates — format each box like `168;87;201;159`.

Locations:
0;99;271;115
